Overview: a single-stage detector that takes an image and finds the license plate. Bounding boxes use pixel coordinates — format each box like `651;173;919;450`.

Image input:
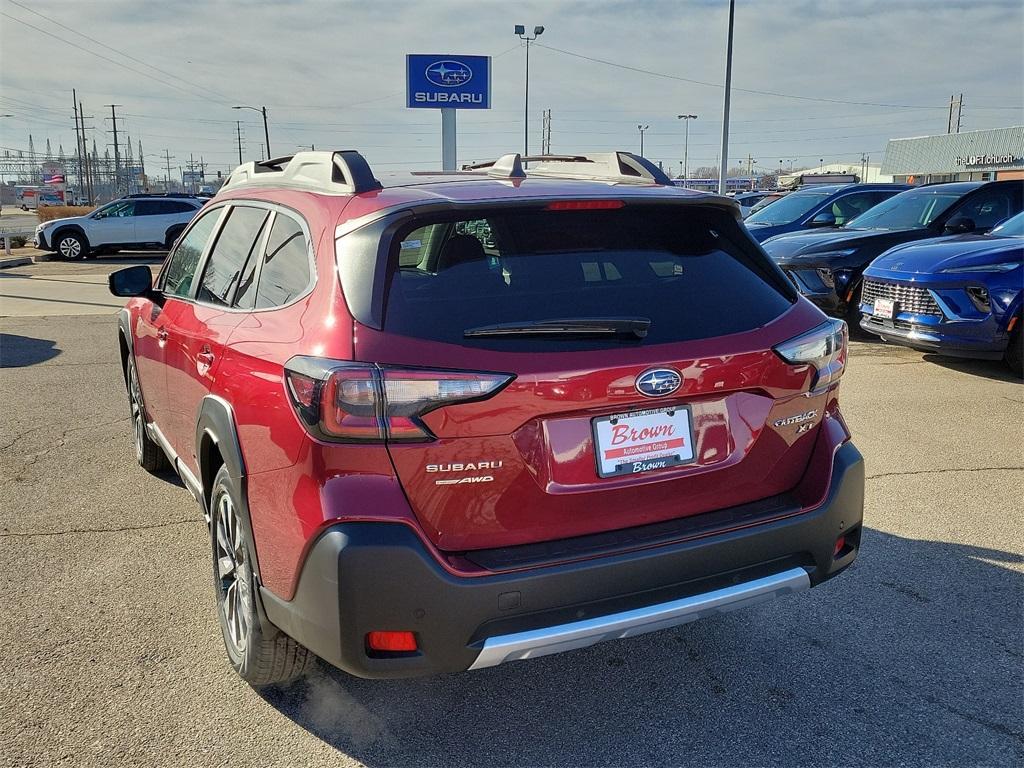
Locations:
874;297;896;319
592;406;695;478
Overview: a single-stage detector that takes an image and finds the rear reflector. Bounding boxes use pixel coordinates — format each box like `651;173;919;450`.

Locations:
834;536;846;557
366;631;417;652
545;200;625;211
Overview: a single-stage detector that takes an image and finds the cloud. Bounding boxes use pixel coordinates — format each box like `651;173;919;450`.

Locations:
1;0;1021;175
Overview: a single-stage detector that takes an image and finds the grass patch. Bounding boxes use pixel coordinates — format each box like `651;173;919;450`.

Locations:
36;206;94;222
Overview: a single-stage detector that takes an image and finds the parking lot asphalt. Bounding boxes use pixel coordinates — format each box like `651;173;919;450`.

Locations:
1;259;1021;767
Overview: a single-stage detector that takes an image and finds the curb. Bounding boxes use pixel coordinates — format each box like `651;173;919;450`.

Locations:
0;256;33;270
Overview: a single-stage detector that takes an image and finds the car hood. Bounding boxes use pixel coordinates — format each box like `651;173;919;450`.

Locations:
762;227;912;259
870;235;1024;274
39;215;88;228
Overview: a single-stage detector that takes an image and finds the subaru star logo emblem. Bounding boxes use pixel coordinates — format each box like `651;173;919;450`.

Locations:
635;368;682;398
425;60;472;87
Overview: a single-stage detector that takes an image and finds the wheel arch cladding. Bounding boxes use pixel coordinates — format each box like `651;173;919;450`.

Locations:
196;396;264;583
52;224;88;246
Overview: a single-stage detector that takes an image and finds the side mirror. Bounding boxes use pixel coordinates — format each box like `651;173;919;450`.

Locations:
943;216;975;234
93;211;105;219
809;211;837;228
108;265;153;297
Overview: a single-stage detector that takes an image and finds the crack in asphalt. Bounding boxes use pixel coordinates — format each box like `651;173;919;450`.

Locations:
0;518;200;538
867;466;1024;481
0;416;129;453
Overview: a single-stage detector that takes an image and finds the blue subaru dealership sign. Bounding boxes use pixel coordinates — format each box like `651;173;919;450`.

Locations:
407;54;491;109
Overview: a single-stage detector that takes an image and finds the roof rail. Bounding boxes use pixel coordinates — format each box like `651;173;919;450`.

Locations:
465;152;673;186
222;150;382;195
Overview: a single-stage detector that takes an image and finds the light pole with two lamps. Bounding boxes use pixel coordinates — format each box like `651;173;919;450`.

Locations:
677;114;697;183
514;24;544;157
637;125;649;156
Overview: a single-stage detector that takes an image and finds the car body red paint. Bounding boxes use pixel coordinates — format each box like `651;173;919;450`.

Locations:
113;153;863;681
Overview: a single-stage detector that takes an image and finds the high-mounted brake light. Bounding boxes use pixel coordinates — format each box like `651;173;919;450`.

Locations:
773;318;848;390
545;200;625;211
284;358;513;442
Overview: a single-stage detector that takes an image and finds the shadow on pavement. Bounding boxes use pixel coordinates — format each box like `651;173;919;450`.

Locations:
923;354;1020;383
0;332;61;367
259;529;1023;767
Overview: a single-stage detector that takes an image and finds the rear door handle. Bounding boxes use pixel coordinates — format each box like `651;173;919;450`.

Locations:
197;349;216;367
157;327;168;343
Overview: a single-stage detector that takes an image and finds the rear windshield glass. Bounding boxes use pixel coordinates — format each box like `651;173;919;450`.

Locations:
381;205;793;350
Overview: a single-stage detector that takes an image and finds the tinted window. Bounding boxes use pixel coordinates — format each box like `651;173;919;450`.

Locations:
831;192;888;226
953;186;1023;230
197;206;270;307
383;206;793;350
98;200;135;218
162;209;222;298
847;189;962;230
166;200;197;214
745;191;831;225
135;200;167;216
254;214;311;308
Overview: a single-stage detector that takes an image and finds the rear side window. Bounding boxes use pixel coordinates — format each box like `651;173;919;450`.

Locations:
162;208;222;298
254;214;312;309
197;206;269;307
380;205;794;350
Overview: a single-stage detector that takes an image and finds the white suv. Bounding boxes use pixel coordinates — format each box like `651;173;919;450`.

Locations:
35;195;205;259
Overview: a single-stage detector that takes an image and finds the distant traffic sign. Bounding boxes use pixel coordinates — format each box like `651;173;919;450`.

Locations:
406;54;491;109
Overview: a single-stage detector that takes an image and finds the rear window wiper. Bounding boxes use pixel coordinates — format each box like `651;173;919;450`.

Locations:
464;317;650;339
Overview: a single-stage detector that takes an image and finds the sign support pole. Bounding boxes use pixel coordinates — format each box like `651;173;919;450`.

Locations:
441;108;456;171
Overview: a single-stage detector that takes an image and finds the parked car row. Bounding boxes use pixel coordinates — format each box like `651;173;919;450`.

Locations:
756;180;1024;374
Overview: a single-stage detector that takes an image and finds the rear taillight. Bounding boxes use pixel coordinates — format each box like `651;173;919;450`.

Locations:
284;357;513;442
773;318;848;390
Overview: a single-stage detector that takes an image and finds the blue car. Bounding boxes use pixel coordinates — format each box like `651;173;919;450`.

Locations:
860;211;1024;374
744;183;911;243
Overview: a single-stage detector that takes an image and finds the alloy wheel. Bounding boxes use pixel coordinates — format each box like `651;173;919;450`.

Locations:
58;236;81;259
215;492;250;652
128;361;144;464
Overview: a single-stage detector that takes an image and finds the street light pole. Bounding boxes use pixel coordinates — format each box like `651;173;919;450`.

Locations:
637;124;649;156
717;0;735;195
677;114;697;183
515;24;544;158
232;105;271;158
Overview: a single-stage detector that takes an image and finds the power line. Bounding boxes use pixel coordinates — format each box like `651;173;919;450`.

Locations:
535;43;1021;110
0;12;231;107
6;0;235;104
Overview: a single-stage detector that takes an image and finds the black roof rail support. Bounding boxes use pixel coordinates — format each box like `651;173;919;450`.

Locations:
255;156;293;173
332;150;383;193
615;152;673;185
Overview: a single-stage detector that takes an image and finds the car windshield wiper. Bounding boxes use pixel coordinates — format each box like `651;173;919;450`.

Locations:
464;317;651;340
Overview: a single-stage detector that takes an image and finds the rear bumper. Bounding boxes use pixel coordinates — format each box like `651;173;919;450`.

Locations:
261;442;864;679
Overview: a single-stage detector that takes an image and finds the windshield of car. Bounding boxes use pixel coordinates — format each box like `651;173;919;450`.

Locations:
844;189;962;231
745;191;830;225
989;211;1024;237
378;205;794;351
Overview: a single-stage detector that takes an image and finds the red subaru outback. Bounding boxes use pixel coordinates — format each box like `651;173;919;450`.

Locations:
109;151;863;686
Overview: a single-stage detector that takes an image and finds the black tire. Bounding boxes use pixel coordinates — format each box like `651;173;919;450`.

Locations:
126;355;167;472
165;227;185;251
1005;321;1023;377
53;230;88;260
210;465;315;687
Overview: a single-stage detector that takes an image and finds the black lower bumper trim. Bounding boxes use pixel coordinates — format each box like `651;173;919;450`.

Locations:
260;442;864;679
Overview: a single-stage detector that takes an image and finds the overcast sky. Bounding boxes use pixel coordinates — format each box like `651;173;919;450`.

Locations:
1;0;1022;178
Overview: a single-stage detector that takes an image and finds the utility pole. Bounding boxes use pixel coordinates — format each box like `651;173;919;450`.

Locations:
72;89;85;201
163;149;174;191
545;109;552;154
955;93;963;133
107;105;122;196
717;0;735;195
79;100;95;203
235;120;244;165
